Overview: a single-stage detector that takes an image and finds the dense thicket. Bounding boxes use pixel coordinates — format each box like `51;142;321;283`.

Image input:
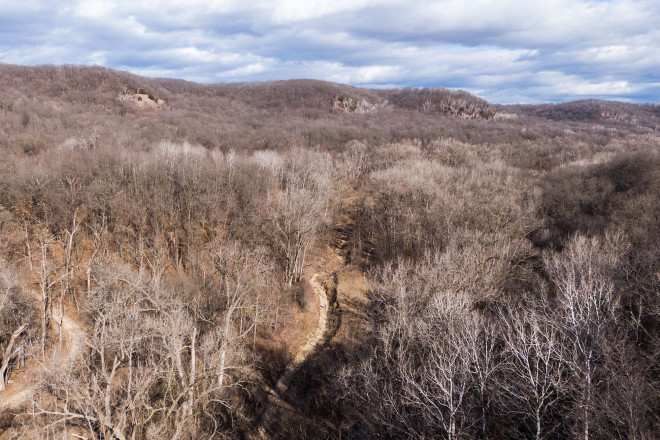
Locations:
0;64;659;439
330;148;660;439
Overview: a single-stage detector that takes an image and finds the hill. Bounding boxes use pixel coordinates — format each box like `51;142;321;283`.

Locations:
0;64;659;440
1;64;657;156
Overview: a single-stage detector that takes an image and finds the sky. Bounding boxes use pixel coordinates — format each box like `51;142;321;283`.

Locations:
0;0;658;103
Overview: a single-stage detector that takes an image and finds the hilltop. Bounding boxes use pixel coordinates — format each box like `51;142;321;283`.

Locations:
1;64;657;157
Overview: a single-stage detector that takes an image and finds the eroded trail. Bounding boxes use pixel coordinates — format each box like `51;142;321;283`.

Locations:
0;303;86;412
257;273;330;438
256;194;365;439
275;273;328;396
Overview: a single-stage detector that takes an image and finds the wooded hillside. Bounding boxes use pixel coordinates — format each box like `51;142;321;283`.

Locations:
0;64;659;439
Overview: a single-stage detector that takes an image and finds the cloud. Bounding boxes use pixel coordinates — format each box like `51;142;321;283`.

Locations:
0;0;657;103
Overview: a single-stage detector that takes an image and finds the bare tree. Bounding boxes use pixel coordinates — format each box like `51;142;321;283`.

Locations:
502;308;565;440
465;314;502;440
208;239;272;388
61;208;80;297
85;222;107;297
262;150;333;287
403;292;473;440
548;233;624;440
27;259;227;440
602;343;658;440
0;323;27;390
0;260;35;391
36;231;63;360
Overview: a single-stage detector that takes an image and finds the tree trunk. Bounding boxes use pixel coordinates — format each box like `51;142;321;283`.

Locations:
449;415;455;440
479;389;487;440
584;360;591;440
0;324;27;390
41;294;48;361
218;315;231;388
218;339;228;388
185;327;196;418
24;223;32;271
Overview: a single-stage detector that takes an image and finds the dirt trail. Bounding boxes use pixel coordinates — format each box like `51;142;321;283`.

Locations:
257;273;329;438
0;303;86;411
256;193;366;438
52;306;86;364
275;273;328;395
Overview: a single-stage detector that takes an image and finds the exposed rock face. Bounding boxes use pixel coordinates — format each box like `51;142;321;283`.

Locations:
332;96;388;114
117;89;167;108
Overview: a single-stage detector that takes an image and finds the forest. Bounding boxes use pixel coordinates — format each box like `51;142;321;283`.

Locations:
0;64;659;439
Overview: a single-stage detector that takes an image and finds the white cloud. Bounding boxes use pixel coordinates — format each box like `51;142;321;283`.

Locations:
73;0;114;19
219;62;266;77
268;0;378;24
0;0;657;102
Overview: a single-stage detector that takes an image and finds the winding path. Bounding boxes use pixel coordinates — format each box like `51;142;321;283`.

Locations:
256;195;361;439
257;273;329;438
0;305;86;411
274;273;328;395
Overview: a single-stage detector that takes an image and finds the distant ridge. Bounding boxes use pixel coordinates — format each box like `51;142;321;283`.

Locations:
0;64;657;155
2;64;657;122
0;64;496;119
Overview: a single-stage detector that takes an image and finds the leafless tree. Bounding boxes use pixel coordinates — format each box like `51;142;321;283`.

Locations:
343;237;517;439
501;307;565;440
36;231;62;360
465;314;502;440
207;238;273;388
403;291;473;440
602;343;658;440
548;233;625;440
0;260;35;390
26;256;254;439
262;150;334;287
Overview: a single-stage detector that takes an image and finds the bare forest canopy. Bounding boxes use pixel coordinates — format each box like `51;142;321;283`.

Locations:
0;63;659;439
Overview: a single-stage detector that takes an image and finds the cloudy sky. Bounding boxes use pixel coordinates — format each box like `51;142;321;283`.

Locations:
1;0;658;103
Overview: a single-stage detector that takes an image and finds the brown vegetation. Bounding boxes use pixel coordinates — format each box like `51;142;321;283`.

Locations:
0;64;659;439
